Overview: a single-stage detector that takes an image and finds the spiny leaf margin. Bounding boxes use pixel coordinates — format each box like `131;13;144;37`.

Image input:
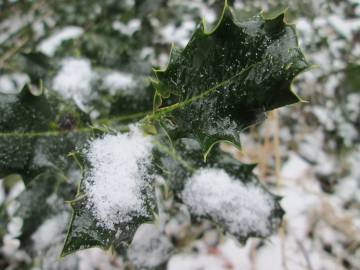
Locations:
150;1;311;159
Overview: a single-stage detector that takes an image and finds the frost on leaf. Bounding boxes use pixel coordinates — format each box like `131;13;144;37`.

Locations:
182;168;281;240
151;4;310;156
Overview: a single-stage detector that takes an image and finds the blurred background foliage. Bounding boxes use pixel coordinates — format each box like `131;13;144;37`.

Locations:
0;0;360;269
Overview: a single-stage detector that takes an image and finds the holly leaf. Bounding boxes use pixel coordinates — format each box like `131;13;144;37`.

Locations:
15;170;69;243
62;3;309;256
154;138;283;242
61;196;151;256
0;206;8;239
0;84;89;185
20;52;54;84
61;149;154;256
109;84;154;120
61;196;117;256
151;4;310;158
344;64;360;93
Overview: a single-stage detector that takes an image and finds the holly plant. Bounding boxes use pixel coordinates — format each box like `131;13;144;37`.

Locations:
0;1;309;269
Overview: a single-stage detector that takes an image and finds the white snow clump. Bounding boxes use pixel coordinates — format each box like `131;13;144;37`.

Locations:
52;58;94;110
38;26;83;56
102;71;135;95
182;168;276;237
84;125;153;230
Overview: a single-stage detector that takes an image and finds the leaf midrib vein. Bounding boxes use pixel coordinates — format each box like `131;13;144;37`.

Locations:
0;111;150;138
155;59;263;116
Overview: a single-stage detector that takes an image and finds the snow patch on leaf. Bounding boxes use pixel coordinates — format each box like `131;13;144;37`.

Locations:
38;26;84;56
84;125;154;230
0;73;30;94
182;168;276;238
112;19;141;36
160;21;195;47
52;58;94;110
102;71;135;95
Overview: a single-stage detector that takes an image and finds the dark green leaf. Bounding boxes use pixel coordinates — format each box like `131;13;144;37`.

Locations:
151;4;310;157
344;64;360;93
0;85;90;185
16;170;66;240
0;205;8;239
109;84;154;119
61;196;152;256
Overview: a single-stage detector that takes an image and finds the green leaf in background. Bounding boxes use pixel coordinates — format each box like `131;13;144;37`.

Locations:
344;64;360;93
109;84;154;120
19;52;54;84
15;170;68;243
151;3;310;158
0;85;89;185
0;206;8;240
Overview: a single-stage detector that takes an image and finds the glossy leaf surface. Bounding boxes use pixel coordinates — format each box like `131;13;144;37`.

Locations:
152;5;309;156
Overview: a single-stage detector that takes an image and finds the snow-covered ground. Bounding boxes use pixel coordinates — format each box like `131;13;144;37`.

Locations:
1;0;360;269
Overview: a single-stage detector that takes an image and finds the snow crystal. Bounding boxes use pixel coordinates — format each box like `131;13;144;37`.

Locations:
160;21;195;47
338;121;358;146
31;143;53;168
31;212;69;250
33;213;68;244
2;234;21;256
0;14;31;44
312;105;335;130
7;217;23;237
38;26;83;56
168;253;227;270
128;224;173;268
182;168;275;238
52;58;94;110
102;71;135;95
346;93;360;122
281;153;310;181
0;73;30;94
140;47;154;59
112;19;141;36
255;236;284;270
84;125;153;230
207;115;238;136
77;248;123;270
38;242;78;270
327;15;360;40
296;18;314;46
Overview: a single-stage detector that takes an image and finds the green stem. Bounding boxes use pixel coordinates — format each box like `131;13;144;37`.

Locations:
0;111;150;138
